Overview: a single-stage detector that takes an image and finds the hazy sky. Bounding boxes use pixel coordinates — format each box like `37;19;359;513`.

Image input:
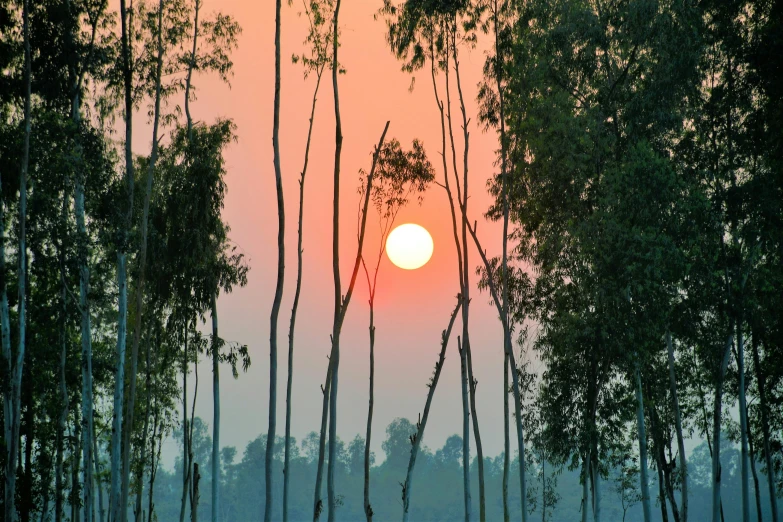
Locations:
147;0;525;465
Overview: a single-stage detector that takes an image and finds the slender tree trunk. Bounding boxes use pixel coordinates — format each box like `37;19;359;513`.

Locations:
736;320;750;522
134;332;153;522
666;330;687;522
121;2;165;518
95;422;105;522
72;418;83;522
751;330;778;522
747;417;763;522
211;295;220;522
635;368;652;522
284;59;323;522
148;397;161;522
402;298;462;521
313;361;332;521
656;459;669;522
266;0;286;519
364;306;375;522
56;193;70;522
581;459;589;522
712;328;734;522
494;4;512;518
111;1;136;517
503;354;510;522
191;463;200;522
67;0;103;517
457;337;472;522
4;3;31;520
325;3;344;520
180;327;190;522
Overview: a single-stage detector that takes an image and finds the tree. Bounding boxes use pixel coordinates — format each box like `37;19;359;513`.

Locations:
359;137;434;521
284;1;333;520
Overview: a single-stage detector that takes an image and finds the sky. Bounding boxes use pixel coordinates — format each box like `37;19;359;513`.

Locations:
146;0;525;466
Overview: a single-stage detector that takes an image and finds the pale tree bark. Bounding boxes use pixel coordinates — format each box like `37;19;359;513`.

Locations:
110;0;136;517
285;46;325;522
666;329;687;522
736;319;750;522
180;3;200;519
266;0;285;519
747;416;762;522
120;1;166;518
134;331;153;522
402;298;462;521
95;422;106;522
635;367;652;522
65;0;103;518
712;328;734;522
211;294;220;522
56;193;70;522
4;2;31;519
751;329;779;522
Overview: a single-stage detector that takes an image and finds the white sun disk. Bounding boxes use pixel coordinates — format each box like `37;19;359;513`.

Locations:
386;223;434;270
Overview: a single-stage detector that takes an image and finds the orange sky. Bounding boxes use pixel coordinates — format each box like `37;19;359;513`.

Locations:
148;0;524;463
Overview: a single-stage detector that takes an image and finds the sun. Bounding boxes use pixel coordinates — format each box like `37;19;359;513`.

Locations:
386;223;434;270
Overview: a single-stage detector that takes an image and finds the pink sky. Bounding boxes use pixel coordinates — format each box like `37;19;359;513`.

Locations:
147;0;526;463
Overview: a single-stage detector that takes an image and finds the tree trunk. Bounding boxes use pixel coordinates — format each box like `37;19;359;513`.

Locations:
712;328;734;522
67;0;103;517
364;307;375;522
581;459;589;522
747;417;763;522
95;418;106;522
635;368;652;522
111;1;136;518
736;320;750;522
666;330;687;522
121;2;165;517
134;331;153;522
56;199;70;522
284;54;323;522
191;462;200;522
502;353;510;522
458;337;472;522
402;298;462;522
466;337;486;522
211;295;220;522
5;3;31;520
180;327;191;522
266;0;285;519
751;330;778;522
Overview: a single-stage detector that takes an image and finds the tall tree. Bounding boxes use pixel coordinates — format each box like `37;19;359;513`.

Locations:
284;1;332;519
266;0;285;519
359;137;434;521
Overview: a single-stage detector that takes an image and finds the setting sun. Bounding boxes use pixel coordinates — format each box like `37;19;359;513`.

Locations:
386;223;434;270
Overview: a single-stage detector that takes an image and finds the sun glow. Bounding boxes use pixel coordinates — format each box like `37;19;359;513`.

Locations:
386;223;434;270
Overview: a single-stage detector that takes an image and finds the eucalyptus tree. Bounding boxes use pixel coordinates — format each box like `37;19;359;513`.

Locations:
496;1;704;521
379;2;490;518
2;1;31;519
358;138;434;521
108;0;137;515
284;1;333;519
267;0;285;520
312;111;391;520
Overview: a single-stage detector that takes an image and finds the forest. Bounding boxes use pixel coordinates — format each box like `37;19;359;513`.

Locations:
0;0;781;521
